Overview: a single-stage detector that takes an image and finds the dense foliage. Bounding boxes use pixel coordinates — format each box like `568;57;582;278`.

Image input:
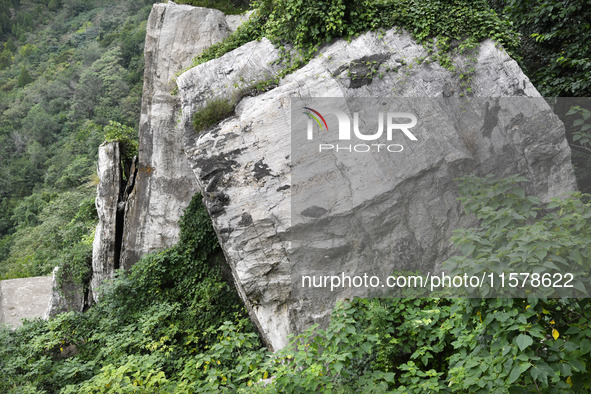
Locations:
443;175;591;298
489;0;591;97
0;0;152;279
2;180;591;392
488;0;591;192
0;195;253;393
193;0;518;74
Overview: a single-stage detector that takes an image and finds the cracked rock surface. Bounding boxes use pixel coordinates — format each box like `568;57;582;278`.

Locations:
120;3;242;269
177;28;577;351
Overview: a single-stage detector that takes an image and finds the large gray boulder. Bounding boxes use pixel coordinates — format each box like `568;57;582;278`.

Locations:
177;29;577;350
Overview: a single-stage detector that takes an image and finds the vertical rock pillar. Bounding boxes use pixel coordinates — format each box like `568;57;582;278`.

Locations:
119;3;234;269
90;141;122;302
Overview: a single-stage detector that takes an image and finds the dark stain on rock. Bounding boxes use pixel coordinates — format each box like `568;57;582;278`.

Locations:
205;173;222;192
253;159;272;180
481;100;501;138
207;192;230;217
238;212;253;227
443;83;455;98
193;148;244;183
218;227;232;242
508;113;526;131
348;53;390;89
331;64;348;77
277;185;290;191
221;131;239;143
301;206;328;218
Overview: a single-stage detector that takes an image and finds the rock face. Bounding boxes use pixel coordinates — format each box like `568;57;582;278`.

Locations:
45;266;89;318
0;276;52;328
119;2;240;269
45;267;67;318
177;29;577;350
91;141;123;302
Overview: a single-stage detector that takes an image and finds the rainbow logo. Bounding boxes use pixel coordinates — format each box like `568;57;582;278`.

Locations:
303;107;329;132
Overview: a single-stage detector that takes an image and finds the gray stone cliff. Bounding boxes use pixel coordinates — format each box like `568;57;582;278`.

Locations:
91;141;123;302
120;2;247;269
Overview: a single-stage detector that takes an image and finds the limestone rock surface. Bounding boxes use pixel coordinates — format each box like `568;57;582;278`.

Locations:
91;141;122;302
120;2;244;268
177;29;577;350
0;276;52;328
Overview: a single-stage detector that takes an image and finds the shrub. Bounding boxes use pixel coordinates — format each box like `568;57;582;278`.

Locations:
192;98;235;133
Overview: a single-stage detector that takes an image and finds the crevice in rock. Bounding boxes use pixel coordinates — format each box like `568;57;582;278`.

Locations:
114;202;125;271
115;154;138;271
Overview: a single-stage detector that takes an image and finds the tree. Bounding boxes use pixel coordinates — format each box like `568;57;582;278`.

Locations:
5;38;16;53
17;65;32;87
48;0;59;11
491;0;591;97
0;48;11;70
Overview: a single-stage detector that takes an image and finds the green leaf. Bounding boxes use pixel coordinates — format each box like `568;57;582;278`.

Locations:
515;334;533;351
334;361;343;374
507;365;522;384
581;339;591;354
564;341;578;352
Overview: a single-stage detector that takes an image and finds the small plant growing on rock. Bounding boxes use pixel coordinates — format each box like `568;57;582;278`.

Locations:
192;98;235;133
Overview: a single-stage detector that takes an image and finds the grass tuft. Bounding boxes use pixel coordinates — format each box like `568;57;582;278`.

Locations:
192;98;235;133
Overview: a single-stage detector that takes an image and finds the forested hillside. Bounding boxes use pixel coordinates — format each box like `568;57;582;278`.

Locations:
0;0;154;279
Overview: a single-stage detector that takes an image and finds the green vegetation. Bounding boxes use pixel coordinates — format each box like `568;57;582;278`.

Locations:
489;0;591;192
191;78;278;133
176;0;250;15
2;180;591;392
192;0;518;76
0;0;151;279
192;98;235;133
0;195;254;392
443;175;591;297
104;120;139;179
490;0;591;97
0;189;96;280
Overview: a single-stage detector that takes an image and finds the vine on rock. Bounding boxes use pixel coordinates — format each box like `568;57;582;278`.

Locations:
191;0;519;84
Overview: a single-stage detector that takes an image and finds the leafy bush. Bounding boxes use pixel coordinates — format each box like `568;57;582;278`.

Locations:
0;194;256;392
491;0;591;97
443;175;591;297
103;120;138;164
